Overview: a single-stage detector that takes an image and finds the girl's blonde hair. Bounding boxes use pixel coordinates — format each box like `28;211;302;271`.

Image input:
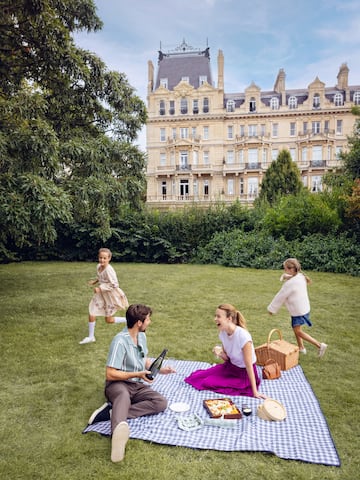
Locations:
283;258;311;284
218;303;247;329
98;247;112;259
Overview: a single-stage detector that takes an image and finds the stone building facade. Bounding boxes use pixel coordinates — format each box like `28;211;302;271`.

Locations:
146;40;359;209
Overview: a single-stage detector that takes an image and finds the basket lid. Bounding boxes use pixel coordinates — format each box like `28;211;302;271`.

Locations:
262;398;287;421
257;404;272;421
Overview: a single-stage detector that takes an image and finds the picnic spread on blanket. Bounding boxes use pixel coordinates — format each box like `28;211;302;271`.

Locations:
83;359;341;467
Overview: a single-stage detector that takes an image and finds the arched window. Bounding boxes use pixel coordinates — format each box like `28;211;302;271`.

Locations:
288;96;297;109
270;97;279;110
226;100;235;112
353;91;360;105
313;94;320;108
334;92;343;106
249;97;256;112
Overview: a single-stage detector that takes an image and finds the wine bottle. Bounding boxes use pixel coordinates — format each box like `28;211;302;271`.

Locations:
145;349;168;380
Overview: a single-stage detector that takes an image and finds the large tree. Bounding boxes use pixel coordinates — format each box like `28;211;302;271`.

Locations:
0;0;147;258
256;149;304;206
322;106;360;235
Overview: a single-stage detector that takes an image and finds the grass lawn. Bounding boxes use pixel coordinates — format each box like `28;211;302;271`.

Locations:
0;261;359;479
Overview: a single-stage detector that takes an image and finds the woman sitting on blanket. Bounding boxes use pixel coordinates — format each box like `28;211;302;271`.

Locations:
185;304;267;399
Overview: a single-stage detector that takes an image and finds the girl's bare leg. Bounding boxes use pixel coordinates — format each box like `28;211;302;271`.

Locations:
293;326;321;349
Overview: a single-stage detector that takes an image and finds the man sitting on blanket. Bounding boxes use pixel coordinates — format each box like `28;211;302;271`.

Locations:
91;304;176;463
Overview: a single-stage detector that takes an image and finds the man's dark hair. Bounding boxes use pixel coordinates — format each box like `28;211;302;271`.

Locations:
126;304;152;328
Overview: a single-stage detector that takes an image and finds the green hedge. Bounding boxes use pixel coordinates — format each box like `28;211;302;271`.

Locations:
194;230;360;276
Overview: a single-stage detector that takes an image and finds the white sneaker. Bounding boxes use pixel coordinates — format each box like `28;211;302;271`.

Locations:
318;343;328;358
111;421;130;462
299;348;307;354
79;336;96;345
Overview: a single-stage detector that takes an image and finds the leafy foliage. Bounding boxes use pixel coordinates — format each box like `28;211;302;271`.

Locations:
194;229;360;276
0;0;147;255
340;106;360;180
260;190;341;240
322;106;360;236
256;149;304;206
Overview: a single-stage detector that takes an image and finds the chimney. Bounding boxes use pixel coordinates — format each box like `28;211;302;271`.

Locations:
217;49;224;90
337;63;349;89
148;60;154;95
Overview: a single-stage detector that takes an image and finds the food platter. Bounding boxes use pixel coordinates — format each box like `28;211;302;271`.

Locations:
177;413;204;431
203;398;242;419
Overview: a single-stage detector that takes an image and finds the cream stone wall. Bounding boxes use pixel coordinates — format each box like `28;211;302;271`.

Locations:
146;51;358;209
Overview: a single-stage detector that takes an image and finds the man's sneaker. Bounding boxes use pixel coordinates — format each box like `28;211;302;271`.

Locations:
318;343;328;358
79;336;96;345
299;348;307;354
88;402;112;425
111;421;130;462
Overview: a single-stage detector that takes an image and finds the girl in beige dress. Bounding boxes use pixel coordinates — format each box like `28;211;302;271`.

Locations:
79;248;129;344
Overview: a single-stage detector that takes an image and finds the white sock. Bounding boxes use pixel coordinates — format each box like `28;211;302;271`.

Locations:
88;321;96;338
114;317;126;323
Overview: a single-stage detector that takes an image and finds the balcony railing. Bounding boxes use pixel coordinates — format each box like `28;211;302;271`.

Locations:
310;160;326;168
157;158;340;174
176;164;192;171
146;193;259;206
298;129;335;138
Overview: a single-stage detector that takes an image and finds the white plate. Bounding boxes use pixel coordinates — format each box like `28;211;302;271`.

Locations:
169;402;190;413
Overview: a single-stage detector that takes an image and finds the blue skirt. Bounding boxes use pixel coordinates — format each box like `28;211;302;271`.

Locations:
291;312;312;327
184;361;260;397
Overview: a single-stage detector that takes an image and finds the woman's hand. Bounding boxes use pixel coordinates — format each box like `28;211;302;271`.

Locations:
160;365;176;374
253;391;268;400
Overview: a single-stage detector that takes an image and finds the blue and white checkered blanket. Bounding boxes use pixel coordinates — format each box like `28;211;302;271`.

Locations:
82;360;340;466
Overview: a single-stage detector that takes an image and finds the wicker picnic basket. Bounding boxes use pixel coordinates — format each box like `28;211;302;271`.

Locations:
255;328;299;371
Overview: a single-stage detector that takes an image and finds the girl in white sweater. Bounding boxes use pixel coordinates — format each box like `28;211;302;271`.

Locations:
267;258;327;358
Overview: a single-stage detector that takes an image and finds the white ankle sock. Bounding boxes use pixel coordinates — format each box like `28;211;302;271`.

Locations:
114;317;126;324
88;321;96;338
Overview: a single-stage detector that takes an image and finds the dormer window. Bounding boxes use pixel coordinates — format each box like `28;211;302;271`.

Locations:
160;78;168;89
199;75;207;86
159;100;165;116
288;96;297;109
249;98;256;112
313;94;320;108
181;76;189;83
270;97;279;110
334;92;343;106
226;100;235;112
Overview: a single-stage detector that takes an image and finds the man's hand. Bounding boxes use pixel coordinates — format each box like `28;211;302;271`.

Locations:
138;370;154;383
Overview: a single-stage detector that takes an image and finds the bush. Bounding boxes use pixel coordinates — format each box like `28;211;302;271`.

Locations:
292;233;360;275
260;191;341;240
194;230;360;276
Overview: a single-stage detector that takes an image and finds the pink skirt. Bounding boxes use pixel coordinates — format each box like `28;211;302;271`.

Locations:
184;361;260;397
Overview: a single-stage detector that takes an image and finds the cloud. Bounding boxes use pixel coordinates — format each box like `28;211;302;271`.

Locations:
75;1;359;96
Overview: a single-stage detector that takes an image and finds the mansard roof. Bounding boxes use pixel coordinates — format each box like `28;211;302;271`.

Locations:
155;40;213;91
224;85;360;108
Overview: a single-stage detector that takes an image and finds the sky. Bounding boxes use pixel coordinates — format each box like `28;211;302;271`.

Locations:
74;0;360;148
